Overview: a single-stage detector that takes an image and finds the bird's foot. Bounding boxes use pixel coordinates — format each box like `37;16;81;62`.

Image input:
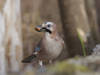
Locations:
38;65;46;73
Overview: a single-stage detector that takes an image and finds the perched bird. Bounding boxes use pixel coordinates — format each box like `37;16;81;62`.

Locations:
22;22;64;67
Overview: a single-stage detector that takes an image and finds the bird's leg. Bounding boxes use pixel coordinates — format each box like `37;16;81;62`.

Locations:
38;60;46;72
39;60;43;67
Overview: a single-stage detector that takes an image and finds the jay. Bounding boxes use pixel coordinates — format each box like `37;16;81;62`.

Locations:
22;22;64;67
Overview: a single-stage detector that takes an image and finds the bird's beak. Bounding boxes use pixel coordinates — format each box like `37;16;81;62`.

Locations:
35;25;42;32
35;25;52;34
35;25;47;32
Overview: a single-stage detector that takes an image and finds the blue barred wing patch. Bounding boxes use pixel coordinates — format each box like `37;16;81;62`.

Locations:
34;46;40;52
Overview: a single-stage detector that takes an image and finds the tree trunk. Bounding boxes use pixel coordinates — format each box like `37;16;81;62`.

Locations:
0;1;6;74
0;0;23;74
39;0;62;32
85;0;100;44
58;0;93;57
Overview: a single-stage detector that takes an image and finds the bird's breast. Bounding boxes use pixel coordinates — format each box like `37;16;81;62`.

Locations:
44;36;63;59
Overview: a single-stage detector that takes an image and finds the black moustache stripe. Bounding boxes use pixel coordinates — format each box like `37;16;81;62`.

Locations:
45;29;52;34
42;27;52;34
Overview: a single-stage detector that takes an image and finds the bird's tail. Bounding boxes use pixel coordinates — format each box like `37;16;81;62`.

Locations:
22;54;36;63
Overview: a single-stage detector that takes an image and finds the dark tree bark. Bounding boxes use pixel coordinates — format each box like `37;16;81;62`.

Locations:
95;0;100;26
58;0;92;57
85;0;100;44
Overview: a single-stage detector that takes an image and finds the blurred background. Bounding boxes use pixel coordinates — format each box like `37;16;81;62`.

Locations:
1;0;100;75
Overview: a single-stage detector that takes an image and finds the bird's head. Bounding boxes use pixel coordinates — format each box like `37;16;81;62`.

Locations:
35;22;56;34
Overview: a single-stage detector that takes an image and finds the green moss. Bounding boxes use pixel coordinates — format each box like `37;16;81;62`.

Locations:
73;56;80;60
75;65;89;72
48;61;90;75
54;62;75;72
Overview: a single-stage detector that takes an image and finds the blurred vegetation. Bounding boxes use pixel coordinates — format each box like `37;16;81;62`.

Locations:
77;29;86;56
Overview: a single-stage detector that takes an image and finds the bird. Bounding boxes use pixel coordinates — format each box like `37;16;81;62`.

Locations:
22;22;65;67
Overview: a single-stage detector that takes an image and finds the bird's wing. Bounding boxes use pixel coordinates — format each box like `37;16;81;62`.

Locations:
57;32;65;45
22;39;43;63
57;32;69;60
33;39;42;54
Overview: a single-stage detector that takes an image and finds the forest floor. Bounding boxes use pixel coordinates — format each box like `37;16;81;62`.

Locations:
8;44;100;75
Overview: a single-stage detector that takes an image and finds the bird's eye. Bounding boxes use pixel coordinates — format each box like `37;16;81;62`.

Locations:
47;24;51;27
